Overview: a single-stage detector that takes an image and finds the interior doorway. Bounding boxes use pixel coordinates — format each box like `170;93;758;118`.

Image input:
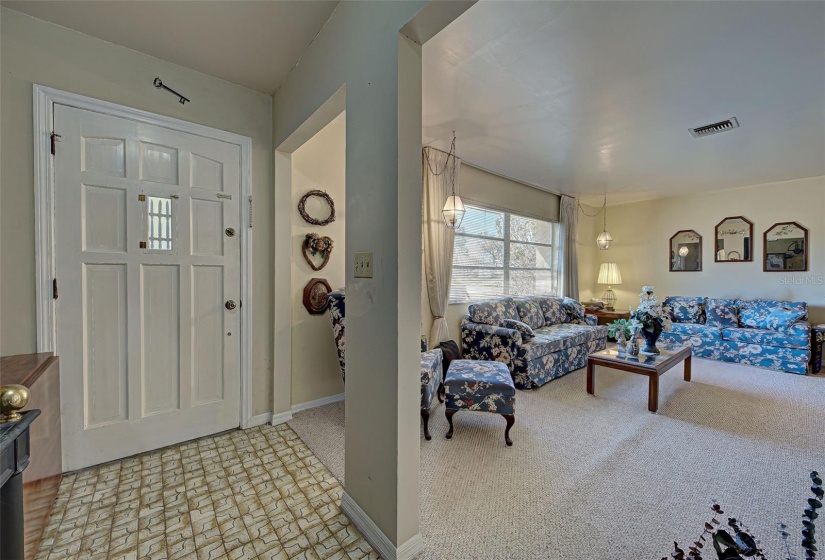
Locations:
272;87;347;472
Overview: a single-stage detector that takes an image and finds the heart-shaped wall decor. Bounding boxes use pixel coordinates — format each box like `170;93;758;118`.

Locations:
302;233;334;271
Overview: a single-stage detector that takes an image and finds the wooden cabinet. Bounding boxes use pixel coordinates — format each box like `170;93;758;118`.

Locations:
0;353;62;560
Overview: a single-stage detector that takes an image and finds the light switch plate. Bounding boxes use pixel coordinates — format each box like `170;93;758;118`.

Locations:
354;251;374;278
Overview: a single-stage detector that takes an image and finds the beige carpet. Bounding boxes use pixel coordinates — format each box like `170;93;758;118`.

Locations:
289;357;825;559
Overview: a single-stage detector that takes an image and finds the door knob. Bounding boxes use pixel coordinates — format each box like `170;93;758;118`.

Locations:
225;300;236;310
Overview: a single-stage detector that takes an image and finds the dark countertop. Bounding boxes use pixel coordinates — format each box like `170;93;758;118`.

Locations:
0;410;41;454
0;353;57;387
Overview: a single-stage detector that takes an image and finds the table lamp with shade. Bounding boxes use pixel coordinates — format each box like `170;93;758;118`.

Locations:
597;262;622;311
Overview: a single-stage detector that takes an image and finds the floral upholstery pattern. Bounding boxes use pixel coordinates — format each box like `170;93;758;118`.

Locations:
537;297;568;325
664;296;706;324
669;323;722;340
445;360;515;415
461;295;608;389
501;319;535;340
578;315;599;327
468;297;519;326
327;291;444;418
660;297;811;374
562;297;586;322
421;349;444;411
660;331;810;375
327;291;346;383
514;298;545;329
738;307;806;331
736;299;808;317
721;327;809;350
520;323;607;360
517;339;605;389
705;298;738;328
461;318;522;369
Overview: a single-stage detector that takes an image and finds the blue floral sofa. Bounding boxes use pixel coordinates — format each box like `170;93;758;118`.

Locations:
460;296;608;390
660;297;812;374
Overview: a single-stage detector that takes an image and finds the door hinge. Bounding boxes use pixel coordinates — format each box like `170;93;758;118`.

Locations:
248;196;253;228
50;132;62;155
53;278;58;299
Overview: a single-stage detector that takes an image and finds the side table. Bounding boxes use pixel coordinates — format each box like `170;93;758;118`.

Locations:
812;325;825;374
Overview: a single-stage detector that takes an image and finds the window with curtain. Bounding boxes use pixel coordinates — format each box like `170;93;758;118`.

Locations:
449;204;562;303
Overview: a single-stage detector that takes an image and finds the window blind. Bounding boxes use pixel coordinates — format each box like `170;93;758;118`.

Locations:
450;204;561;304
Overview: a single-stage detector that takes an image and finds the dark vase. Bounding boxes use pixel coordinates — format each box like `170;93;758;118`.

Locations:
640;321;663;354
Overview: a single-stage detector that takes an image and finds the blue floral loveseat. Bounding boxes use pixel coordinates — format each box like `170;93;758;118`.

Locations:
659;297;812;374
461;296;608;390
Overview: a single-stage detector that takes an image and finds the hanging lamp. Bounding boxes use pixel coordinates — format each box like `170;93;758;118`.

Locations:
440;134;464;229
596;195;612;250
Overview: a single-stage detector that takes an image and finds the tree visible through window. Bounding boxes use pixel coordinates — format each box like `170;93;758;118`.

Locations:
450;205;561;303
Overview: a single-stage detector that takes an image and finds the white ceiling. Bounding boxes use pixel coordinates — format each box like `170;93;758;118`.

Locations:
423;1;825;205
1;0;339;94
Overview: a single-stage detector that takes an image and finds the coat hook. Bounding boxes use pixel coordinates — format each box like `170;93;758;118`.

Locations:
153;77;190;105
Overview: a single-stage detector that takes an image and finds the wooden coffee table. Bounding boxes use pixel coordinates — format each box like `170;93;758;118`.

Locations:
586;345;692;413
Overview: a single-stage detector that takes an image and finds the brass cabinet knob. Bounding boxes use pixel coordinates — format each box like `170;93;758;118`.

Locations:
0;384;31;423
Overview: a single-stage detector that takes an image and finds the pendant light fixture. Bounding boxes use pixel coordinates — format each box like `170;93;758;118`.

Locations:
425;133;464;229
596;195;612;250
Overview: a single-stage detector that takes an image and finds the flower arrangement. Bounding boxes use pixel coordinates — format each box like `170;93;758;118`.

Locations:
629;286;672;354
663;470;822;560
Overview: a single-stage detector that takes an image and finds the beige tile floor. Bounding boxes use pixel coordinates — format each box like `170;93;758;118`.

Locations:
35;425;379;560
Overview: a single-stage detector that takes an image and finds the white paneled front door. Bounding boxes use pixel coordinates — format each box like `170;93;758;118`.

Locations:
54;104;241;471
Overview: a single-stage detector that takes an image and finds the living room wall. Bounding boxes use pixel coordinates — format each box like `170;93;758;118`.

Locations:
420;163;561;346
580;175;825;324
291;113;345;407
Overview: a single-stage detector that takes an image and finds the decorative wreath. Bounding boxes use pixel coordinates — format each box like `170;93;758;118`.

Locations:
302;233;334;271
298;190;336;226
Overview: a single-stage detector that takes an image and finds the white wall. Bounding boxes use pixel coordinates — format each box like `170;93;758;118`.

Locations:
420;163;562;346
291;114;346;406
0;8;275;415
272;2;430;551
579;176;825;323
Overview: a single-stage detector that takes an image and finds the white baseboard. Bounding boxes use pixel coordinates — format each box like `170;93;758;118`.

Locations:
260;393;343;429
242;412;272;429
270;410;294;426
292;392;345;414
340;492;423;560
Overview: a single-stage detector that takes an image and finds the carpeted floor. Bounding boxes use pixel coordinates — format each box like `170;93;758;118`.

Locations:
289;357;825;559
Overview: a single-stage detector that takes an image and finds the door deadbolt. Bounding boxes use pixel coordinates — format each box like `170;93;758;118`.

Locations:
225;228;235;237
225;300;236;310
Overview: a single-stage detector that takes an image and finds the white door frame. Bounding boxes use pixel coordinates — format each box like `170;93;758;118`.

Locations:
32;85;254;429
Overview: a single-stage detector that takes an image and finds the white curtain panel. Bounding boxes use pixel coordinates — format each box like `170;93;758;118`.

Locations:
559;195;579;300
422;147;459;347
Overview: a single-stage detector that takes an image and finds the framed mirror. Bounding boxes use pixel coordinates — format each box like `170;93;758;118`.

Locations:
670;230;702;272
764;222;808;272
715;216;753;262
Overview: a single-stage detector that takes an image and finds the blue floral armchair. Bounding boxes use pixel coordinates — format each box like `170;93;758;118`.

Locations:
326;290;444;439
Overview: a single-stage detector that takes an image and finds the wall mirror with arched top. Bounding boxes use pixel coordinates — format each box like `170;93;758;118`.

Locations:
715;216;753;262
670;230;702;272
764;222;808;272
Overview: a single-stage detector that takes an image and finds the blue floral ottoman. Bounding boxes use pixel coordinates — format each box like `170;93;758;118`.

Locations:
444;360;516;446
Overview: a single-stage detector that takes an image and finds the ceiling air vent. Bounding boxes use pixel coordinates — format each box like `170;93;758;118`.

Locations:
689;117;739;138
